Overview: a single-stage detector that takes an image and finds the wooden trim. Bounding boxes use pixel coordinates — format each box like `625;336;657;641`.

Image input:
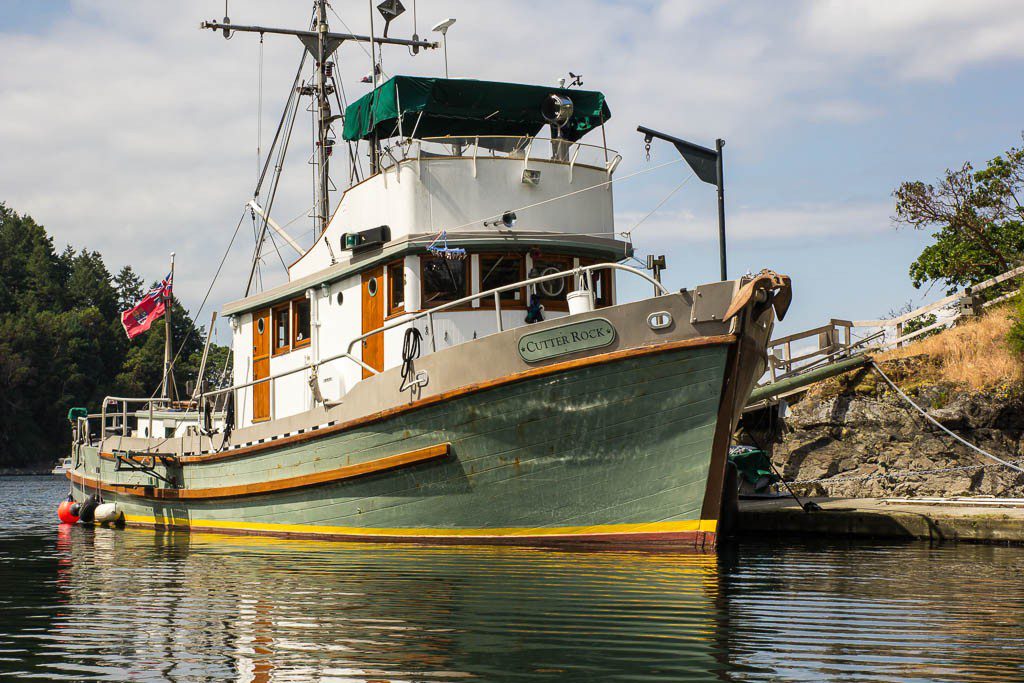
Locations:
271;303;291;357
291;296;311;348
76;443;451;500
478;252;527;309
385;259;406;317
577;257;614;308
172;333;737;464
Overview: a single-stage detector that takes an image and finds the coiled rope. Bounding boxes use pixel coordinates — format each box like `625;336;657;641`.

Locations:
400;326;422;386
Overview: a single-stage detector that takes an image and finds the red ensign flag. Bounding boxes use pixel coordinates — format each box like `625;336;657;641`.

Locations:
121;273;172;340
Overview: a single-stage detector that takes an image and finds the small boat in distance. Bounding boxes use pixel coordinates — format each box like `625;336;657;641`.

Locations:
51;457;71;476
61;2;791;547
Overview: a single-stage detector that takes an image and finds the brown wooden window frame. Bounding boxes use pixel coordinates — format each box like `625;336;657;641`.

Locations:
578;257;614;309
419;253;472;310
291;296;311;349
386;259;406;319
478;252;527;309
271;303;291;356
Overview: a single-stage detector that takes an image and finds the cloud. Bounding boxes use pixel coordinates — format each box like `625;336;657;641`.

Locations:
798;0;1024;80
0;0;1022;321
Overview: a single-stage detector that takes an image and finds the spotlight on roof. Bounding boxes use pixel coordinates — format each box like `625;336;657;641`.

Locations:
541;93;574;127
484;210;517;229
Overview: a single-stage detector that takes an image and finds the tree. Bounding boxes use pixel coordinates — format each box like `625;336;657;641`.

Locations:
894;135;1024;292
113;265;145;312
0;202;230;469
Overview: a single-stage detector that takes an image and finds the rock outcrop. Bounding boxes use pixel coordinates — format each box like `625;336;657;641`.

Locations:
741;356;1024;498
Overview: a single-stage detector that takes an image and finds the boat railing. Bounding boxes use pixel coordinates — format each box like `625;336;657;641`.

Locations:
97;397;174;443
196;262;667;424
379;135;622;178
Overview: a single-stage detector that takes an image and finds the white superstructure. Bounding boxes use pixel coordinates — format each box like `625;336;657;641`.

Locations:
223;135;630;428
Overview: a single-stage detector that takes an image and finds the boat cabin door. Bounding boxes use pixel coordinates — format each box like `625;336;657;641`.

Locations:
252;308;271;422
361;267;384;378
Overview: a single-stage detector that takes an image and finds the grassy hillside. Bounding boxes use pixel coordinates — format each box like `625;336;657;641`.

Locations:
879;305;1023;390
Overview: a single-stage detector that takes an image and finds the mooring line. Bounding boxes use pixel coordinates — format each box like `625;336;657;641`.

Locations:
869;361;1024;474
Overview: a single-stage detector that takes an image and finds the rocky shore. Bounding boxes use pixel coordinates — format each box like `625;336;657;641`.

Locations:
741;355;1024;498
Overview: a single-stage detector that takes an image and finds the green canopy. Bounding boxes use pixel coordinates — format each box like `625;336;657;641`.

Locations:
342;76;611;143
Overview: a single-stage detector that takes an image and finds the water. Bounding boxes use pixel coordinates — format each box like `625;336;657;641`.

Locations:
2;476;1023;682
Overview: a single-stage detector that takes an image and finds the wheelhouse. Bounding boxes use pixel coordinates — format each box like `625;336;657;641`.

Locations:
220;76;634;429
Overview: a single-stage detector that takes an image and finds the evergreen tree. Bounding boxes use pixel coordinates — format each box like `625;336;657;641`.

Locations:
0;203;229;469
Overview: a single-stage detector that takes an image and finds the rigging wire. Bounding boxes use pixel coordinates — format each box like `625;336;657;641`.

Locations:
620;172;695;240
327;4;389;81
146;205;249;413
438;157;685;234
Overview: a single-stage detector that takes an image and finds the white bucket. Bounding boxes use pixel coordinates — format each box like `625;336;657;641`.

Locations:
567;290;595;315
93;502;122;524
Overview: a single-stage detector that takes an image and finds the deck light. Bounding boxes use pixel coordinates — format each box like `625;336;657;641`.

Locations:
522;169;541;185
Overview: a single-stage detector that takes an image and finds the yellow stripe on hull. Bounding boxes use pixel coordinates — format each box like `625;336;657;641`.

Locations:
123;514;717;539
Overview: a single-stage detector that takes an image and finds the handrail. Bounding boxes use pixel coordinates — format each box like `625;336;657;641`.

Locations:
392;135;620;173
202;263;666;417
344;262;667;357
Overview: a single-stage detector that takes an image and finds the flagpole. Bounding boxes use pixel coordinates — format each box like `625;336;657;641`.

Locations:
162;252;176;401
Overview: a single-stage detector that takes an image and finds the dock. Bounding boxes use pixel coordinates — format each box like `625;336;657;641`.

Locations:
738;497;1024;545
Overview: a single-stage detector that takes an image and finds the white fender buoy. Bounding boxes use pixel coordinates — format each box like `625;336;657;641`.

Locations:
93;502;122;524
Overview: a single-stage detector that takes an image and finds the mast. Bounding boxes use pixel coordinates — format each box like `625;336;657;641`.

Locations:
162;252;176;401
200;7;435;273
314;0;330;236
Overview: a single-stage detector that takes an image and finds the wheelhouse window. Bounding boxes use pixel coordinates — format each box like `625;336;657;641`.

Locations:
292;297;311;348
421;254;468;307
480;253;525;307
387;260;405;317
529;254;573;311
579;258;613;308
272;304;290;355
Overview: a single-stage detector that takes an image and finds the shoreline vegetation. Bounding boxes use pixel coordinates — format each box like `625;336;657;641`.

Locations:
0;203;228;471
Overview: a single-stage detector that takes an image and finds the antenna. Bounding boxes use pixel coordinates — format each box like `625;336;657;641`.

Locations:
431;17;456;78
200;9;437;235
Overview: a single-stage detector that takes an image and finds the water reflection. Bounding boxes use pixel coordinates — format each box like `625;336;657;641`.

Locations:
37;527;722;681
3;477;1024;682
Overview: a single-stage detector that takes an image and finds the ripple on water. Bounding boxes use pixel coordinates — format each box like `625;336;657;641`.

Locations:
1;476;1023;682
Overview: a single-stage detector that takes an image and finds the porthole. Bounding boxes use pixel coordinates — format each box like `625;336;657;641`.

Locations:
367;278;379;297
336;291;344;306
256;318;265;334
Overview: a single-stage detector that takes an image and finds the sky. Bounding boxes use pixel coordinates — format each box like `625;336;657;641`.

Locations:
2;0;1024;344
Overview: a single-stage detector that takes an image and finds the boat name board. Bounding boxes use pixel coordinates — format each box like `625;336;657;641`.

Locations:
517;318;616;363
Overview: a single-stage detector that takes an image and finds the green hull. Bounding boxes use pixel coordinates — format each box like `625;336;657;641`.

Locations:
73;344;730;544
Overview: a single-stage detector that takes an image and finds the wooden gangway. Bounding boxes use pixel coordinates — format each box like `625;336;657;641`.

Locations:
748;263;1024;407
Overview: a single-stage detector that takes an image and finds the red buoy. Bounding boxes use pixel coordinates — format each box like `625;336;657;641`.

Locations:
57;499;79;525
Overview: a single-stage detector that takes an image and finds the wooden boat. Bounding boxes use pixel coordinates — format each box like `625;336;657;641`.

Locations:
65;3;791;547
